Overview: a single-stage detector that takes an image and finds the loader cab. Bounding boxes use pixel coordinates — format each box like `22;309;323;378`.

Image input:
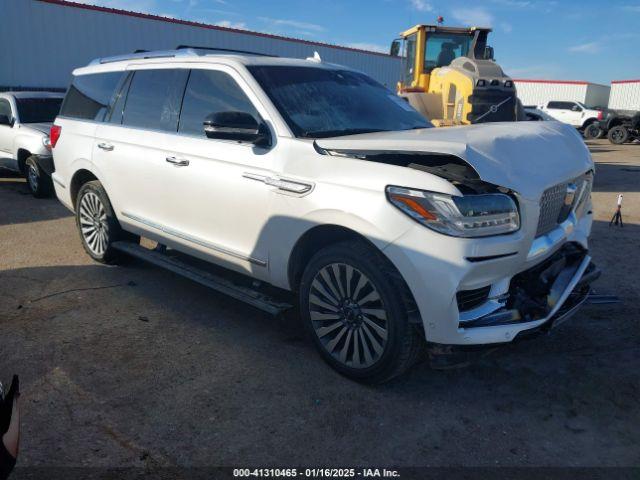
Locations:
392;24;516;126
395;25;492;92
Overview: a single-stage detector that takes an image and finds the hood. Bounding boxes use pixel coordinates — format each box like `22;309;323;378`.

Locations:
315;121;593;200
22;123;52;135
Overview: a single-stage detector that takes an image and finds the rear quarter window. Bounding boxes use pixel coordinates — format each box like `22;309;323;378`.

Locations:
60;72;124;121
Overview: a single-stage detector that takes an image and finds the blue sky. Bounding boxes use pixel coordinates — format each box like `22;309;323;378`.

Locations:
75;0;640;84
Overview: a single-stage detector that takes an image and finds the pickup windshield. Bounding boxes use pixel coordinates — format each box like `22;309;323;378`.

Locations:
16;97;63;123
248;66;431;138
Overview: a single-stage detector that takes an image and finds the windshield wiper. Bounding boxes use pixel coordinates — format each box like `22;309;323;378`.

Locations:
302;128;386;139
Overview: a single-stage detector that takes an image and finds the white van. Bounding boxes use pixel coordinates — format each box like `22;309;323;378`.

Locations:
51;48;598;382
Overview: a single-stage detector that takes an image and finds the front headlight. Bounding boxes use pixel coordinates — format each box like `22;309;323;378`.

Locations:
386;186;520;237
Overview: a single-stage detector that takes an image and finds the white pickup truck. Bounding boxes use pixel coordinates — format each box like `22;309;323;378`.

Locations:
538;100;603;134
0;91;64;197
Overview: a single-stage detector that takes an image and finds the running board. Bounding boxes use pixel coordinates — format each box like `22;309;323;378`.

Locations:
112;241;292;316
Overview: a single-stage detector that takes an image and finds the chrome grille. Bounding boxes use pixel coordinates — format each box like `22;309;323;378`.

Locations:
536;183;568;236
536;173;591;237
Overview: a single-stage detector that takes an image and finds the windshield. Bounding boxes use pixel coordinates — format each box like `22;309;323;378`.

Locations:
248;66;431;138
424;33;473;71
16;97;62;123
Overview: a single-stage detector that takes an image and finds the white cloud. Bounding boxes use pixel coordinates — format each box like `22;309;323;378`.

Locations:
568;42;602;54
345;42;389;53
490;0;531;7
410;0;433;12
259;17;324;32
621;4;640;12
500;22;513;33
214;20;247;29
451;7;493;27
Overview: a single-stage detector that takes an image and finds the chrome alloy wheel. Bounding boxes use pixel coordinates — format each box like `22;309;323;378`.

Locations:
309;263;389;369
27;163;39;192
79;191;109;256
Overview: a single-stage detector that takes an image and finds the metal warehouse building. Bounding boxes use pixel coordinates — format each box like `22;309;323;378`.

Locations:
514;79;611;108
608;80;640;113
2;0;400;91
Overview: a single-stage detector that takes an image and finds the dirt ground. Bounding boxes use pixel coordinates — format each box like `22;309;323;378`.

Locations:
0;140;638;472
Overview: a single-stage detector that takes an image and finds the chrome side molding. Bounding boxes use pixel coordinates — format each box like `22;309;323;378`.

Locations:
242;172;314;194
120;211;267;267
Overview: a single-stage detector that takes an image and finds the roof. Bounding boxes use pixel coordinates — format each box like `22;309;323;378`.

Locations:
513;79;610;88
611;79;640;84
1;91;65;99
76;48;350;74
36;0;393;58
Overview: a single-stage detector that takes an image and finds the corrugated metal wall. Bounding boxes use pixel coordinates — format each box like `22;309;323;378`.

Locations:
608;81;640;112
1;0;401;90
514;81;588;107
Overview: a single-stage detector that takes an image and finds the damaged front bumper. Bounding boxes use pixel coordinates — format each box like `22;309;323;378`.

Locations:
461;243;598;331
429;243;599;367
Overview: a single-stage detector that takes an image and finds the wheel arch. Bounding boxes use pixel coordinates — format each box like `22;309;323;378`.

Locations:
286;224;420;322
288;225;382;293
16;148;31;173
581;117;598;129
69;169;99;209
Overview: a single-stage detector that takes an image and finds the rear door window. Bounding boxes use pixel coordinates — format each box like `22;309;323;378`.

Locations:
178;69;259;137
122;69;189;132
60;72;124;121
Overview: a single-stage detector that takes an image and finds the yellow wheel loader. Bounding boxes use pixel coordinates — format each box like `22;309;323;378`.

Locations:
390;24;518;126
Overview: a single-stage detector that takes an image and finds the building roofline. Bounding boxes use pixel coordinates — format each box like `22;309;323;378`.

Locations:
513;79;589;85
36;0;395;58
611;79;640;84
513;79;611;88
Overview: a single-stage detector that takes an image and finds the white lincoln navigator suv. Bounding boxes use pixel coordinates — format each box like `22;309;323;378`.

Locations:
51;48;598;383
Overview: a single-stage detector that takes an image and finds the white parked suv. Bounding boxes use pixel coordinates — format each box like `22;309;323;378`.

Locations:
538;100;603;132
0;91;64;197
51;49;598;382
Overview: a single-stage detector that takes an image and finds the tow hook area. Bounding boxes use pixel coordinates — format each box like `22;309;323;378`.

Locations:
463;243;599;329
428;243;603;369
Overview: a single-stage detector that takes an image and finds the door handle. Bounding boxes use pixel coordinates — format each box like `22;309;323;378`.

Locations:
166;156;189;167
97;142;114;151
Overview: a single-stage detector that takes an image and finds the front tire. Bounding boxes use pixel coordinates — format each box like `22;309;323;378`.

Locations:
299;240;423;383
75;180;132;264
25;156;52;198
608;125;629;144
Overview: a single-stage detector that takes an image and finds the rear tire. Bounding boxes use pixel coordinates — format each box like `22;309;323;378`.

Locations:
25;156;52;198
299;240;424;384
608;125;629;144
75;180;136;264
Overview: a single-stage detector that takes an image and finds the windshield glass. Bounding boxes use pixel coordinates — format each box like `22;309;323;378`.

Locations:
424;33;473;71
16;97;63;123
248;66;431;138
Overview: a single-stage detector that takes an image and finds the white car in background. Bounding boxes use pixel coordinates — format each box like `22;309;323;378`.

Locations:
51;49;598;382
538;100;603;133
0;91;64;197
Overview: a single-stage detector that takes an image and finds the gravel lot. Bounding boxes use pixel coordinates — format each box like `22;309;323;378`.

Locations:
1;140;639;472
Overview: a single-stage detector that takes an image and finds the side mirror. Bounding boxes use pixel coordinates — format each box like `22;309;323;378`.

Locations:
390;39;401;57
203;111;270;147
572;105;582;112
484;46;495;60
0;114;13;126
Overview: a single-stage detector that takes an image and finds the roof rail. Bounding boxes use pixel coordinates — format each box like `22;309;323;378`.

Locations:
176;45;276;57
87;49;193;66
